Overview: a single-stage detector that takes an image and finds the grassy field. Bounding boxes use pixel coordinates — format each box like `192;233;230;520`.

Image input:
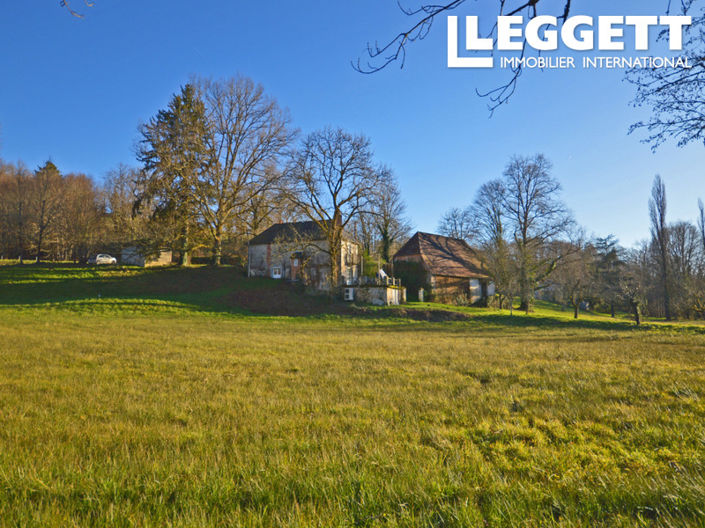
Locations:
0;265;704;527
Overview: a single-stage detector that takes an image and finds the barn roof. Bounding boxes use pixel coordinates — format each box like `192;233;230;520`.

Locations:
394;232;488;279
249;221;331;246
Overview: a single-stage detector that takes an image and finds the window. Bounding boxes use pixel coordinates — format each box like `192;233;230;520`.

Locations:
271;267;282;279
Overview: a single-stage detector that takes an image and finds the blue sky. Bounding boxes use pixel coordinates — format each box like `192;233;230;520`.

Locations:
0;0;703;247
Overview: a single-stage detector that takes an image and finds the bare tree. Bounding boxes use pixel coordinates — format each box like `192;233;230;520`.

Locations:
452;160;573;313
698;199;705;251
7;164;32;263
286;127;380;292
649;175;672;320
235;180;299;267
472;180;504;245
240;180;296;240
471;179;517;310
438;206;474;241
351;209;376;257
356;0;573;110
502;154;574;312
0;162;14;259
59;173;103;262
372;167;412;263
669;220;703;318
196;77;295;265
550;238;596;319
695;203;705;317
103;165;151;250
0;160;105;263
139;77;295;267
620;246;650;326
628;7;704;150
362;1;691;116
486;243;520;313
60;0;95;18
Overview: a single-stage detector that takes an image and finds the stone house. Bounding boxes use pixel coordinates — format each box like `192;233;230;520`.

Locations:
247;221;360;291
393;232;494;304
121;247;173;267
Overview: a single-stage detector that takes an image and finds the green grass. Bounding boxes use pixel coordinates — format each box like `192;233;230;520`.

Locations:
1;265;704;527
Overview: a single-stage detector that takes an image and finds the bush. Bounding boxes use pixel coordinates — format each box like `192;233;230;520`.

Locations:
362;253;380;278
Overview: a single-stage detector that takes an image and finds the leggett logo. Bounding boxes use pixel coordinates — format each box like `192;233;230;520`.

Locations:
448;15;692;69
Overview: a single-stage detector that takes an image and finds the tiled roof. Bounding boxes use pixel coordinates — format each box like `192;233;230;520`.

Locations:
249;221;330;246
394;232;487;279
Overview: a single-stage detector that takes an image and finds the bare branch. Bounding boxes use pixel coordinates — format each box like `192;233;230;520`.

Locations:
60;0;95;18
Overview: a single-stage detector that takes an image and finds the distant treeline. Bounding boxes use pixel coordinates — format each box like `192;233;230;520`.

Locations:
438;159;705;322
0;160;101;263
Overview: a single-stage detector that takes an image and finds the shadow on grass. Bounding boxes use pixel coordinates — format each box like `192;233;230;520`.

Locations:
2;264;704;335
342;309;640;334
0;264;247;305
0;263;351;317
357;310;705;337
470;313;639;332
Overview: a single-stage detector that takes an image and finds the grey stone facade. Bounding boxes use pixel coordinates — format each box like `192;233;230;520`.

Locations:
248;222;360;292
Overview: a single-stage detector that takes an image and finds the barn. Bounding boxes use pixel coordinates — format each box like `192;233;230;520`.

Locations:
393;232;494;304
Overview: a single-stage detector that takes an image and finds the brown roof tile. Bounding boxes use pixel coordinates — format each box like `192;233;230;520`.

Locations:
394;232;487;279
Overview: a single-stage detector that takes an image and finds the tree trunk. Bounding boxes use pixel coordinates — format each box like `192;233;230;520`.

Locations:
330;251;340;293
381;227;391;263
213;226;222;266
519;269;532;313
522;297;531;315
658;240;671;320
610;303;615;318
663;272;672;321
632;302;641;326
329;236;342;296
573;303;579;319
18;217;25;264
35;226;44;263
179;225;191;267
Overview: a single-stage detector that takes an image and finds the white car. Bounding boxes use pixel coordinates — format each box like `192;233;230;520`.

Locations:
88;253;117;265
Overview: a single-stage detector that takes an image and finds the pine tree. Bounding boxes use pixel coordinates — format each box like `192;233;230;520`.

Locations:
32;161;63;263
137;84;208;266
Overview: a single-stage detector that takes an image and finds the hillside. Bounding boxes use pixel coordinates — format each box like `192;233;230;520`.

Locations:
0;264;349;317
1;263;702;332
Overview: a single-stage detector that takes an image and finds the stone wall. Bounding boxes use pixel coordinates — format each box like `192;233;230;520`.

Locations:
353;286;406;306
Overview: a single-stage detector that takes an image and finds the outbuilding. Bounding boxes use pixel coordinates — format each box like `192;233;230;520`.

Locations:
121;247;173;267
393;232;494;304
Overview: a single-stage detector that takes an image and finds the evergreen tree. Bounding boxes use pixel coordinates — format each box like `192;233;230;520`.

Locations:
32;161;63;263
137;84;209;265
594;235;623;317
